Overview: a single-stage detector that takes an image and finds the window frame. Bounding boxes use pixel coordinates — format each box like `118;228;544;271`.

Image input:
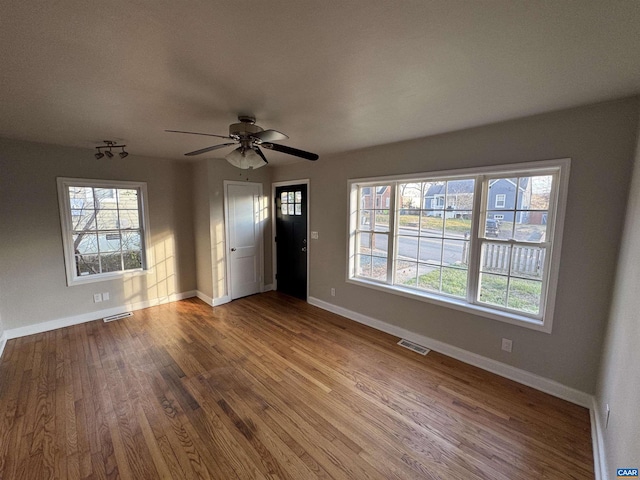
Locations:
346;158;570;333
57;177;152;286
495;193;506;208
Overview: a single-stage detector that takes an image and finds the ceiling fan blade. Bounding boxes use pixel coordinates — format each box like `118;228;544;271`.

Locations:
252;129;289;142
253;147;269;165
185;143;236;156
166;129;232;140
262;143;319;161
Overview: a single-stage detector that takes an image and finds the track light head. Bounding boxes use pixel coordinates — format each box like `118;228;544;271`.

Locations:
104;150;114;158
95;150;104;159
119;147;128;158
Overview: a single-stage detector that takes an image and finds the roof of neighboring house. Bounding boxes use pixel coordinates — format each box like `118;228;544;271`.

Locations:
488;177;530;191
424;179;475;197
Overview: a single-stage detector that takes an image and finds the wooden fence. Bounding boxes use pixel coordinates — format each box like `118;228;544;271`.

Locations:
462;243;545;276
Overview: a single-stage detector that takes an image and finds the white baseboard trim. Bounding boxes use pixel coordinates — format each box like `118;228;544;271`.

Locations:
307;296;593;409
195;291;231;307
5;291;197;340
0;332;7;359
196;290;214;306
263;284;274;292
213;295;231;307
590;397;608;480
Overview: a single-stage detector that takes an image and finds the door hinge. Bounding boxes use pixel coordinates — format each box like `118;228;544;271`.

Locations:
274;236;277;242
275;273;278;280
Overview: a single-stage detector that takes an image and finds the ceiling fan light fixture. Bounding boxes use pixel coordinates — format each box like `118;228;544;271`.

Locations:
225;147;266;170
167;116;317;165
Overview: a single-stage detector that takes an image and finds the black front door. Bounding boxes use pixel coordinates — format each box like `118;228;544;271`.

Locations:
275;184;307;299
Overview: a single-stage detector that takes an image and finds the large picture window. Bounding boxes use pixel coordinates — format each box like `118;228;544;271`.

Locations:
57;178;151;285
347;159;569;332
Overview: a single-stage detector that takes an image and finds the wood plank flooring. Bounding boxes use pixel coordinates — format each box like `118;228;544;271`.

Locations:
0;292;594;479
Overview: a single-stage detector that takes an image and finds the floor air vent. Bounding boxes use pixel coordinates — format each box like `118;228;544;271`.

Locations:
397;339;430;355
103;312;133;323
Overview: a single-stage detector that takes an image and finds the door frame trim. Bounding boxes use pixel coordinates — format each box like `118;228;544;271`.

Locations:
271;179;310;299
223;180;265;300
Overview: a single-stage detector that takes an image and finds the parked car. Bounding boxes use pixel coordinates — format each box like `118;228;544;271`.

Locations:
485;219;500;237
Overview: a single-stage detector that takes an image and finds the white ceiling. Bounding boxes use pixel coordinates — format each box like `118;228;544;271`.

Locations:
1;1;640;165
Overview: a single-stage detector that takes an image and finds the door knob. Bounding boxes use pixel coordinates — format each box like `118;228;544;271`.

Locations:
231;248;237;252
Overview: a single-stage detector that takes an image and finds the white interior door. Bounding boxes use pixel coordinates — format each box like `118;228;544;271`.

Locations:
225;182;263;300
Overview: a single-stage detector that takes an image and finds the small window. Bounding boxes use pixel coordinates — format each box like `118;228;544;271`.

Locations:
279;190;303;216
57;178;151;285
495;194;506;208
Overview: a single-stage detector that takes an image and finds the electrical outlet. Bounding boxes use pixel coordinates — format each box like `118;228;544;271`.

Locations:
501;338;513;352
102;292;110;301
93;293;102;303
311;231;319;240
330;287;336;297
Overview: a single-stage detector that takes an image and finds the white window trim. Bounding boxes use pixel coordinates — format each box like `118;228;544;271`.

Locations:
57;177;152;286
495;193;506;208
346;158;570;333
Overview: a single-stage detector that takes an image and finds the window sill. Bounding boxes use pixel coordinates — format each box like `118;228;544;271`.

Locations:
346;276;551;333
67;268;150;287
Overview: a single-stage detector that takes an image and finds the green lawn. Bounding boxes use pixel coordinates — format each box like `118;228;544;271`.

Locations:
367;213;471;233
403;267;468;298
403;267;541;314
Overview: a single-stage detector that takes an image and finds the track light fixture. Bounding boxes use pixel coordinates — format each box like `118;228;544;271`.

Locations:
95;140;128;159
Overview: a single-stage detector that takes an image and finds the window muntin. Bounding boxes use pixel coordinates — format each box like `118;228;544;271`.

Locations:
58;178;150;285
280;190;303;216
347;160;568;331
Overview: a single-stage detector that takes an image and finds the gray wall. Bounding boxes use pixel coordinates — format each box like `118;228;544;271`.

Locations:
271;97;640;393
596;122;640;470
0;138;196;331
193;160;214;298
191;158;273;301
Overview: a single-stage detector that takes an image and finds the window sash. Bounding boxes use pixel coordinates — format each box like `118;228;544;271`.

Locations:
348;160;568;329
57;178;151;286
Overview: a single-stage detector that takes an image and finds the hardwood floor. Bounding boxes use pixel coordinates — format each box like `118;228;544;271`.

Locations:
0;292;594;479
